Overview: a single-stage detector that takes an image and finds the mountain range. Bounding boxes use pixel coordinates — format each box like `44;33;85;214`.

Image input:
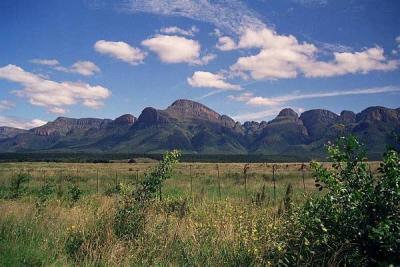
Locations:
1;99;399;159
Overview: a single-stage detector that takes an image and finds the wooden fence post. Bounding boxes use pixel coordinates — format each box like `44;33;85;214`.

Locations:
96;169;99;194
190;165;193;196
273;164;276;203
244;164;250;200
217;164;221;200
301;163;306;192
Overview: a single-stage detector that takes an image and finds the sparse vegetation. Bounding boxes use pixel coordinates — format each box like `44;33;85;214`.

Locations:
0;138;398;266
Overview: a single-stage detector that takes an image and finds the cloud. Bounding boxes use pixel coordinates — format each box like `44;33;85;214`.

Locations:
160;26;199;36
231;107;288;122
54;60;101;76
94;40;146;65
120;0;264;34
0;64;111;114
99;0;398;80
292;0;328;7
0;115;47;129
396;36;400;44
0;100;15;110
230;28;399;80
30;59;60;66
188;71;240;90
48;107;67;114
142;35;214;65
31;59;101;76
216;36;237;51
230;86;400;107
303;48;399;77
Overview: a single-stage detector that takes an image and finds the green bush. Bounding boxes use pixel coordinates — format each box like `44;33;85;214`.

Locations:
113;150;181;240
8;172;31;199
290;136;400;265
66;183;81;206
65;229;84;261
135;149;181;203
113;183;145;240
35;181;55;212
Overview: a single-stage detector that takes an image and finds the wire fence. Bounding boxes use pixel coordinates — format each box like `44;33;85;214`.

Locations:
0;162;381;202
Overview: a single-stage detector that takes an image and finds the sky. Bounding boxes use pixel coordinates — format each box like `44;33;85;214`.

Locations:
0;0;400;129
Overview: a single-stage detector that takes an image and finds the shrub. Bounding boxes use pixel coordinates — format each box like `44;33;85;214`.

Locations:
113;183;145;240
66;184;81;206
65;227;84;261
35;181;55;211
113;150;181;240
9;172;31;199
291;136;400;265
135;150;181;203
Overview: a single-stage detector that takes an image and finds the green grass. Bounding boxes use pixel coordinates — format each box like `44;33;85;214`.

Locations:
0;161;381;266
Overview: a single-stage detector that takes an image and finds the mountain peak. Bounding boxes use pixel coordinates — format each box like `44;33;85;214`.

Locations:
356;106;399;122
113;114;136;126
278;108;298;118
166;99;221;121
339;110;356;123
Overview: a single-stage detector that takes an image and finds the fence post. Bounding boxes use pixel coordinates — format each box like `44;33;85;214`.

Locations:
273;164;276;203
96;169;99;194
217;164;221;200
244;164;250;200
136;169;139;182
190;165;193;196
301;163;306;192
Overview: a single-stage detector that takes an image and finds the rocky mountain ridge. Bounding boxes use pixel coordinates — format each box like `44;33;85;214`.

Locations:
0;99;399;157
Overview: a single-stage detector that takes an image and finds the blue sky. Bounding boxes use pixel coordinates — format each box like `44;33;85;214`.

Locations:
0;0;399;128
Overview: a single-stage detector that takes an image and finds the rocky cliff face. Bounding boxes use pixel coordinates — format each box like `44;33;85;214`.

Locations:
300;109;340;139
137;99;237;129
0;101;399;157
166;99;221;122
32;117;112;136
0;127;27;140
112;114;136;126
356;106;400;123
339;111;356;124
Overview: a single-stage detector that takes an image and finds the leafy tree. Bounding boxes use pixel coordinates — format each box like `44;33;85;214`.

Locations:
296;136;400;265
9;172;31;199
114;150;181;240
134;149;181;203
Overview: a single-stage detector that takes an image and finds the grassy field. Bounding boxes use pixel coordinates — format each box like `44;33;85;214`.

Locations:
0;161;383;266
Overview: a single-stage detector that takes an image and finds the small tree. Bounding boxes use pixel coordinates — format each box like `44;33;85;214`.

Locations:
297;136;400;265
134;150;181;204
9;172;31;199
114;150;181;240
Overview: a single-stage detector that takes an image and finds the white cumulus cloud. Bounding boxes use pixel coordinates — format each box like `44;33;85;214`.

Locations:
216;36;237;51
142;35;214;65
0;64;111;114
94;40;146;65
187;71;240;90
230;28;399;80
